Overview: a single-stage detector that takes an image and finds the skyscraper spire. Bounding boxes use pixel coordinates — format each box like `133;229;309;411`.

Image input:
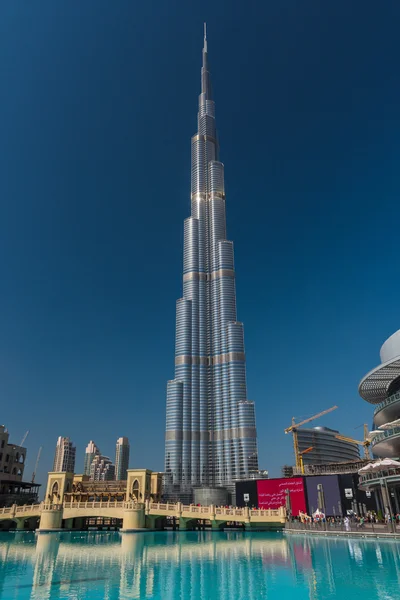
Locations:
164;28;258;503
201;23;210;97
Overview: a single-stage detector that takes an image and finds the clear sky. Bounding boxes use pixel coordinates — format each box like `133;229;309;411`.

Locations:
1;1;400;486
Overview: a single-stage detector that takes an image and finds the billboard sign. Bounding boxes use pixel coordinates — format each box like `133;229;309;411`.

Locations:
305;475;341;516
257;478;307;515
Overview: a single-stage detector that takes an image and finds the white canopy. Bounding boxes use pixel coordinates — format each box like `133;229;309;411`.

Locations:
358;463;376;474
375;458;400;469
359;458;400;474
312;509;325;518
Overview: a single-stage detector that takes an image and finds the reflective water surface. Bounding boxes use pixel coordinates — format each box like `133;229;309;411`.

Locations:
0;531;399;599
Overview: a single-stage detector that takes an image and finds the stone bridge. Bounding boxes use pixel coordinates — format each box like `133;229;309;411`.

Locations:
0;500;286;531
0;469;286;531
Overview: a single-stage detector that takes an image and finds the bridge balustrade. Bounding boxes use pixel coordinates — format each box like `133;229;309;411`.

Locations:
0;499;286;529
15;504;41;514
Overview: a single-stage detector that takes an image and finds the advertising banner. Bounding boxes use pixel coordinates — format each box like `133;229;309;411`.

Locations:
257;478;307;515
305;475;341;516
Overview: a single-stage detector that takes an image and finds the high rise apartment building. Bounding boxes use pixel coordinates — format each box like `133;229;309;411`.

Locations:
90;455;115;482
115;437;130;480
164;27;258;501
53;436;76;473
84;440;100;476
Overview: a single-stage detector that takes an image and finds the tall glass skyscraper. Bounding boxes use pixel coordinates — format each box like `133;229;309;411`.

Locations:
165;27;259;501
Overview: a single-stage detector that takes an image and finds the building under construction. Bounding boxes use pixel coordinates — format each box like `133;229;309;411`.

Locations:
0;425;40;507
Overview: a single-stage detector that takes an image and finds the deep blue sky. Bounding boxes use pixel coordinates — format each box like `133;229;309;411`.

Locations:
1;1;400;486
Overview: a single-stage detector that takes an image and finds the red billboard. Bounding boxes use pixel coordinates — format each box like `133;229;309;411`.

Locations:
257;477;307;515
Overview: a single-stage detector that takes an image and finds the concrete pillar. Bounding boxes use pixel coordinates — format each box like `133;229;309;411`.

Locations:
179;518;188;531
15;518;25;530
74;517;85;530
393;488;400;513
381;484;392;516
38;506;63;531
211;520;223;531
121;503;146;531
146;515;156;529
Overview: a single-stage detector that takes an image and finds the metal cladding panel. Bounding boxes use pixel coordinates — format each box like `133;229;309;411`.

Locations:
235;479;258;507
304;475;340;516
257;478;307;515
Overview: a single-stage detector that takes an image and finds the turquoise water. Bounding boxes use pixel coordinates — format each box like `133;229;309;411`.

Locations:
0;531;399;599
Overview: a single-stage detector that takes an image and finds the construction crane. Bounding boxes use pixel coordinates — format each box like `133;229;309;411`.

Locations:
298;446;314;474
31;447;42;483
20;430;29;447
284;406;338;470
335;425;371;460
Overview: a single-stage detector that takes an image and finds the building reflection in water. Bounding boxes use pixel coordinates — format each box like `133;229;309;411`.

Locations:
0;531;399;599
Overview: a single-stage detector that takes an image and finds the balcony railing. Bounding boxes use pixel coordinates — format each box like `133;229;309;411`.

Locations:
374;391;400;416
359;468;400;486
371;427;400;447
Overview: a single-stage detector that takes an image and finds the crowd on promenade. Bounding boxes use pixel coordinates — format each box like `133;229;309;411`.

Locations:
289;511;400;530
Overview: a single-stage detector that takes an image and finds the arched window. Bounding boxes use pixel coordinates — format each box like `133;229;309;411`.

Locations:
15;453;19;462
132;479;140;503
51;481;59;501
19;454;24;464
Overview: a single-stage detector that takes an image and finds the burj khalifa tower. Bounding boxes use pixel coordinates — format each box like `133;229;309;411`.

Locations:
165;26;258;501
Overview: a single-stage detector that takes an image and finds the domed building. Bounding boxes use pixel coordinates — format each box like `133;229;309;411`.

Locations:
359;330;400;457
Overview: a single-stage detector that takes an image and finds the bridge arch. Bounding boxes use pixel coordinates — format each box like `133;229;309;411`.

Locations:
62;507;124;521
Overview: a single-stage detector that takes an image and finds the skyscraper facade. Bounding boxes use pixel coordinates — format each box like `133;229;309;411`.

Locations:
115;437;130;480
83;440;100;476
53;436;76;473
164;27;258;500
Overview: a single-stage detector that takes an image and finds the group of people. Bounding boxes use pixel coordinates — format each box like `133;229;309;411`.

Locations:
292;510;400;530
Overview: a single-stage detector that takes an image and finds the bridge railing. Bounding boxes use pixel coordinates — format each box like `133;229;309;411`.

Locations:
149;503;177;511
63;500;125;509
0;506;14;516
0;501;285;521
0;503;42;517
15;504;42;514
250;509;282;517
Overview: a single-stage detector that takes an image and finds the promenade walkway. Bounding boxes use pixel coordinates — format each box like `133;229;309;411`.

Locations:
285;520;400;539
